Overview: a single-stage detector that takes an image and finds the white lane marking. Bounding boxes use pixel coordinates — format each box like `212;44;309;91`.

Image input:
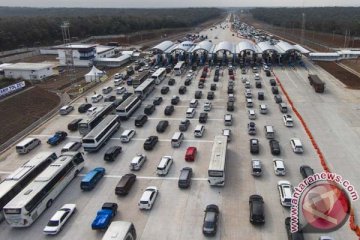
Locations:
77;173;208;181
129;117;223;121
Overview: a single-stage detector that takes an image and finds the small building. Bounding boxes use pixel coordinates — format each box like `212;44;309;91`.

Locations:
2;63;54;80
93;54;131;68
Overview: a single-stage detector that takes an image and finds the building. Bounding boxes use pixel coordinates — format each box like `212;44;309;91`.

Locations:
1;63;54;80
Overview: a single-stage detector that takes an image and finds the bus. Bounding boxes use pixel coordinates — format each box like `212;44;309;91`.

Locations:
134;78;155;100
0;152;57;221
78;103;115;135
174;61;186;76
3;151;84;227
116;94;142;120
82;115;121;152
102;221;137;240
151;68;166;84
132;71;150;89
208;135;228;186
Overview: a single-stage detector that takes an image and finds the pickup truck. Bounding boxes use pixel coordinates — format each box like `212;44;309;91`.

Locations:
47;131;67;146
91;202;118;230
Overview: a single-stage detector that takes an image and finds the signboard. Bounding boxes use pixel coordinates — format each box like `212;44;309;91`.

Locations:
0;81;26;97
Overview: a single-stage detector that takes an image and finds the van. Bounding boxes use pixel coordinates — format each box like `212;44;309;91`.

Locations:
171;132;184;148
186;108;196;118
290;138;304;153
224;114;233;126
68;118;82;131
264;125;275;139
115;173;136;195
273;158;286;176
251;159;262;176
80;167;105;191
91;94;103;103
156;156;173;176
279;103;288;113
246;98;253;108
194;125;205;137
120;129;136;143
16;138;41;154
189;99;198;108
61;141;82;153
104;146;122;161
130;154;146;171
178;167;193;189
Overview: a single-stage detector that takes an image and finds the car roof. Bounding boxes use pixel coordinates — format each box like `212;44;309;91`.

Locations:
50;209;68;221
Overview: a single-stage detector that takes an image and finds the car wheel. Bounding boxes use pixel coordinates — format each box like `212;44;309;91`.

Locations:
46;199;53;209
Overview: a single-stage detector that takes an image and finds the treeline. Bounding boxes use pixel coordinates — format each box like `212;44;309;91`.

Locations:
0;7;223;51
251;7;360;36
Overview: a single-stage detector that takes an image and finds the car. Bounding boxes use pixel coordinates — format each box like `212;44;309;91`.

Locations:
168;78;175;86
184;78;192;86
114;73;123;79
245;89;252;98
67;118;82;131
228;93;235;102
81;167;106;191
206;91;214;100
178;167;193;189
199;112;208;123
273;158;286;176
250;138;259;154
228;81;234;87
249;195;265;224
130;154;147;171
227;101;234;111
138;186;158;210
78;103;92;113
195;90;202;99
210;83;217;91
156;120;169;133
283;114;294;127
248;109;256;120
143;136;158;151
260;104;268;114
300;165;315;179
153;96;163;105
213;75;219;82
270;79;277;86
244;81;251;89
135;114;148;127
274;94;282;103
161;86;170;94
171;95;180;105
202;204;219;236
278;181;293;207
255;81;262;88
258;92;264;100
156;156;173;176
254;73;260;81
104;146;122;162
116;86;126;95
179;119;190;132
179;86;187;95
227;86;234;94
43;204;76;235
104;95;116;102
164;105;174;116
47;131;67;146
204;101;212;112
91;203;118;230
271;86;279;94
290;138;304;153
269;139;281;155
285;217;304;240
198;82;204;89
144;104;155;115
222;128;231;142
185;146;197;161
59;105;74;115
248;122;256;135
120;129;136;143
102;86;113;94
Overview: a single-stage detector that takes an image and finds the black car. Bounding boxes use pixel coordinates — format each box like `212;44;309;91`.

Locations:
213;75;219;82
199;112;208;123
249;195;265;224
285;217;304;240
214;69;220;76
271;86;279;94
210;84;217;91
300;165;315;179
258;92;265;100
143;136;159;151
104;95;116;102
266;70;271;77
192;64;197;71
161;86;170;94
179;86;187;95
179;119;190;132
227;86;234;94
207;91;214;100
122;92;132;101
269;139;281;155
153;96;163;105
78;103;92;113
168;78;175;86
274;94;282;103
171;95;180;105
184;79;192;86
68;118;82;131
270;79;277;86
202;204;219;236
198;82;204;89
227;101;234;111
156;120;169;133
144;104;155;115
250;138;259;154
195;90;202;99
134;114;148;127
164;105;175;116
255;81;262;89
104;146;122;162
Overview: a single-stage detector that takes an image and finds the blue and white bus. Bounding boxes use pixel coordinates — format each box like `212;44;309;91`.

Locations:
116;94;142;120
134;78;155;100
78;103;115;135
151;68;166;84
174;61;186;76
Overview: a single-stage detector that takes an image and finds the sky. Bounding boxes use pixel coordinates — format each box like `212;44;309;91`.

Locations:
0;0;358;8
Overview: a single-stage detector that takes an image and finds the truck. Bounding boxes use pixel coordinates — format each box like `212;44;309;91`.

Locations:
308;74;325;93
91;202;118;230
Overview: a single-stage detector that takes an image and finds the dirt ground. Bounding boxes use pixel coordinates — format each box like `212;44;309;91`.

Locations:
341;59;360;74
0;86;60;145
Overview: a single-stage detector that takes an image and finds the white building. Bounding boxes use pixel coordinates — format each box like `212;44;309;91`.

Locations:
2;63;54;81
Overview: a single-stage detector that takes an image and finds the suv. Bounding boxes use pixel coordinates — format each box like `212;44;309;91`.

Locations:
143;136;158;151
78;103;92;113
104;146;122;162
251;159;262;176
171;95;180;105
273;158;286;176
290;138;304;153
207;91;214;100
59;105;74;115
270;79;276;86
156;156;173;176
135;114;148;127
178;167;193;189
161;86;170;94
168;78;175;86
210;84;217;91
248;122;256;135
250;138;259;154
138;186;158;210
144;104;155;115
130;154;146;171
156;120;169;133
271;86;279;94
283;115;294;127
222;129;231;142
274;94;282;103
269;139;281;155
153;97;163;105
258;92;264;100
184;78;192;86
278;181;293;207
179;86;187;95
189;99;198;108
164;105;174;116
199;112;208;123
195;90;202;99
249;195;265;224
179;119;190;132
204;102;212;112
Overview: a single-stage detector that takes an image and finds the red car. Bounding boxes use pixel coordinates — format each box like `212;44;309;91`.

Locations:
229;75;235;80
185;147;197;161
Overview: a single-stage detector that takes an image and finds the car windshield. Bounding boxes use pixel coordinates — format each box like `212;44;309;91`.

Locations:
47;220;59;227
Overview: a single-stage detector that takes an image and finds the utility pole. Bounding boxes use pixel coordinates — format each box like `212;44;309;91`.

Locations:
61;22;76;87
301;12;305;45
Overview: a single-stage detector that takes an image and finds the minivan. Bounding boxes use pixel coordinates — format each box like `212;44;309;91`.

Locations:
16;137;41;154
251;159;262;176
135;114;148;127
189;99;198;108
115;173;136;196
91;94;103;103
194;125;205;137
264;125;275;139
156;156;173;176
224;114;233;126
171;132;184;148
61;141;82;153
273;158;286;176
104;146;122;161
279;103;288;113
80;167;105;191
120;129;136;143
129;154;146;171
178;167;193;189
186;108;196;118
290;138;304;153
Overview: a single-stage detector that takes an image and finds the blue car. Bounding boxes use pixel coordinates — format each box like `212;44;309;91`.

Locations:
47;131;67;146
81;167;105;191
91;202;118;230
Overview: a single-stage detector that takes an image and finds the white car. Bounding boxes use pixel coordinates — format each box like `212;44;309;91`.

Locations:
277;181;293;207
43;204;76;235
116;87;126;95
273;158;286;176
130;154;146;171
259;104;267;114
245;89;252;98
204;102;212;112
290;138;304;153
248;109;256;120
138;186;159;210
59;105;74;115
283;115;294;127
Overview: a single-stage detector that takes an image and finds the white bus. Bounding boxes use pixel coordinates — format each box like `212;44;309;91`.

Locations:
0;152;57;221
151;67;166;84
102;221;137;240
134;78;155;100
3;152;84;227
82;115;121;152
78;103;115;135
174;61;186;76
116;94;142;120
208;135;228;186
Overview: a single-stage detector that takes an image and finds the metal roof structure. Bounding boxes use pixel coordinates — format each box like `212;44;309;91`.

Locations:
275;41;300;53
152;41;175;53
2;62;53;71
236;41;258;54
168;41;195;53
191;40;213;53
257;41;278;53
214;41;235;54
293;44;310;54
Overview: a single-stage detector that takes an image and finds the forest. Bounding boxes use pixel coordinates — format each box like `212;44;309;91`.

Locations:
0;7;223;51
250;7;360;37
